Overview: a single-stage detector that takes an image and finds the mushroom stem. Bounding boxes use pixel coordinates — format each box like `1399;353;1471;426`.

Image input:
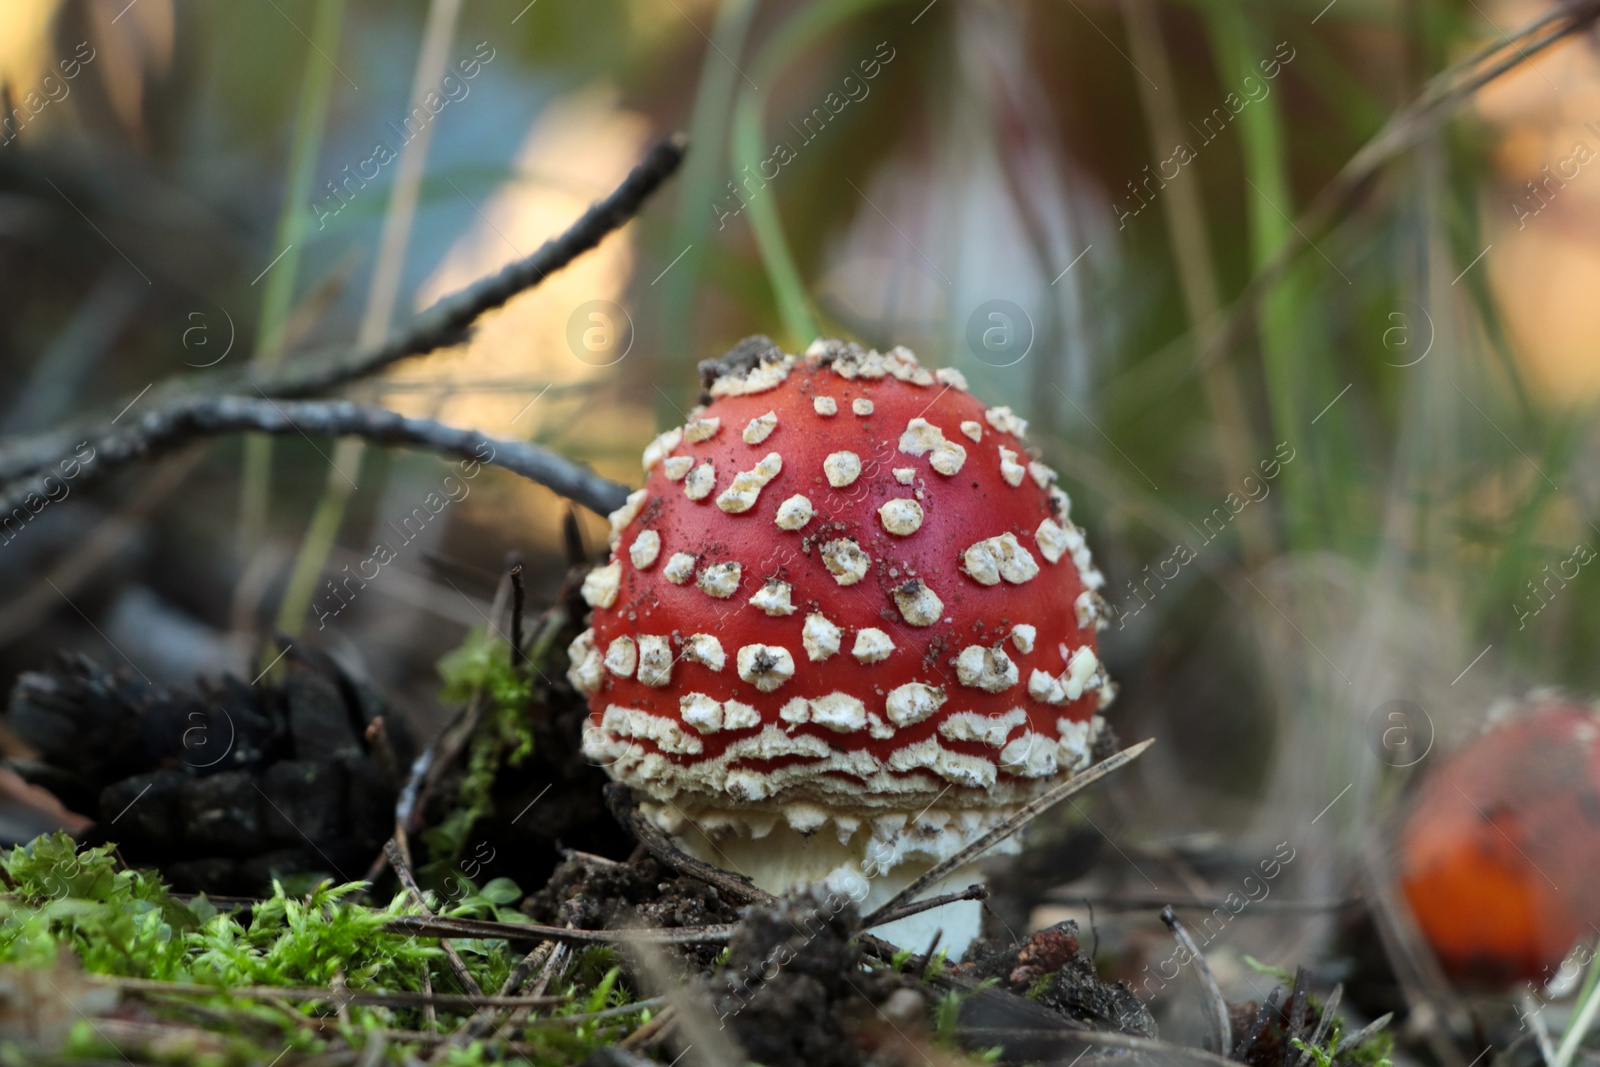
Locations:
672;823;987;958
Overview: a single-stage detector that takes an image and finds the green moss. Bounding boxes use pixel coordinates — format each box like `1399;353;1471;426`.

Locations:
0;834;199;977
0;834;653;1064
933;976;998;1048
1323;1016;1396;1067
424;625;538;878
1292;1037;1336;1067
1241;955;1293;984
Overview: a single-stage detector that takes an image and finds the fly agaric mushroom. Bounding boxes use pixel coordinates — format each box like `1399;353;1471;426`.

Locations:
1400;696;1600;984
569;336;1114;954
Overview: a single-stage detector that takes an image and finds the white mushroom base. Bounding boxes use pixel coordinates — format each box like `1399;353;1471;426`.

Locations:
671;819;994;960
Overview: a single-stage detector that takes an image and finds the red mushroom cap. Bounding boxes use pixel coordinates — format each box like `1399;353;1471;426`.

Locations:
571;338;1112;866
1400;697;1600;984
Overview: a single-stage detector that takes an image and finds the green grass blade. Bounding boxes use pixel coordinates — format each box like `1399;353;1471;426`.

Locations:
658;0;762;423
275;0;463;641
237;0;347;555
1203;6;1327;551
726;0;910;349
731;88;816;345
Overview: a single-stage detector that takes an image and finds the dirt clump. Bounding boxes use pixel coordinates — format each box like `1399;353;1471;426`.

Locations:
705;891;916;1067
963;920;1156;1037
524;851;739;968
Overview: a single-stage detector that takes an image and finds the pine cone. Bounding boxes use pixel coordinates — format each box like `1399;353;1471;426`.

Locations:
3;649;411;896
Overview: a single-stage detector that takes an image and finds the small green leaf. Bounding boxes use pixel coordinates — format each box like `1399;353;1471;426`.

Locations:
479;878;522;905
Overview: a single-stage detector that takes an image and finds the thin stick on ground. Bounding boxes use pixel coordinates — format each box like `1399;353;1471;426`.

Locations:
417;565;518;806
509;559;526;668
522;997;668;1029
384;839;485;999
491;943;571;1047
1162;906;1231;1056
501;942;558;999
108;976;563;1011
862;885;987;931
0;396;632;521
605;782;774;906
447;939;557;1050
862;739;1154;926
617;1005;675;1052
385;913;738;945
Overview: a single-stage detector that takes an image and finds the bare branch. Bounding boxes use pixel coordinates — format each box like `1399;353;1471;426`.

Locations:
385;913;736;945
0;134;687;486
862;885;988;931
263;133;688;398
0;396;632;523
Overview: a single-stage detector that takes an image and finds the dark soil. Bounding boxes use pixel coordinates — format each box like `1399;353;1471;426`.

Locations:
964;920;1156;1037
705;892;918;1067
525;851;740;969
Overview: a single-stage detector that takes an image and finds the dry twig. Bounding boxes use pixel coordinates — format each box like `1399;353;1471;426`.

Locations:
262;133;686;398
604;783;774;906
445;939;557;1054
863;885;988;930
0;134;686;495
863;739;1154;926
385;913;737;945
384;839;485;999
0;396;631;521
107;976;562;1011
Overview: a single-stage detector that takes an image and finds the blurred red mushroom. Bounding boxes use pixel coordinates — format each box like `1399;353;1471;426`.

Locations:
568;336;1114;953
1399;697;1600;984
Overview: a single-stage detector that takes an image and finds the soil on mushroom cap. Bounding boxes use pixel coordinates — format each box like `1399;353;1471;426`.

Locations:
696;334;786;401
